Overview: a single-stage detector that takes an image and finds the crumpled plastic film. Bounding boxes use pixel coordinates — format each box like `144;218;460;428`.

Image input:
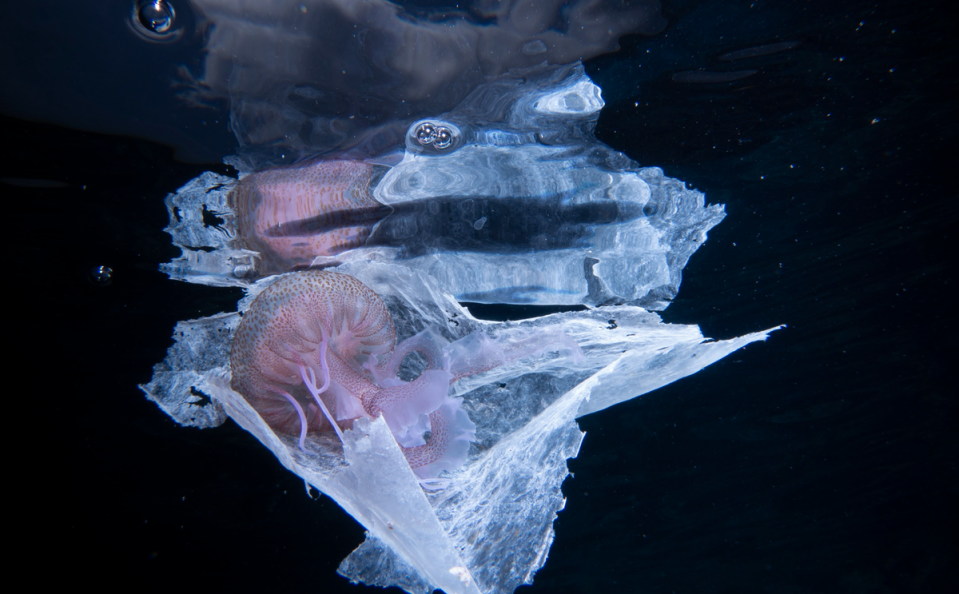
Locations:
141;261;780;594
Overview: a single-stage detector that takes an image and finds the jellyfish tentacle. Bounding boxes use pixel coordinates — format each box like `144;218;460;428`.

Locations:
298;364;345;443
315;324;331;394
272;389;310;452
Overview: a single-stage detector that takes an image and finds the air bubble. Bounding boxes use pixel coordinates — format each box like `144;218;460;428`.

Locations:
89;265;113;286
433;127;453;149
415;123;436;145
130;1;181;42
139;1;174;33
413;122;457;151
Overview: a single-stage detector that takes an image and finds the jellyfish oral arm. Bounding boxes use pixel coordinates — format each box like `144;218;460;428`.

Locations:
373;327;450;381
402;399;476;480
365;369;452;435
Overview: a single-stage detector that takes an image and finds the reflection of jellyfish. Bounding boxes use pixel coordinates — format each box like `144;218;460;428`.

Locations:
164;65;727;309
230;160;389;273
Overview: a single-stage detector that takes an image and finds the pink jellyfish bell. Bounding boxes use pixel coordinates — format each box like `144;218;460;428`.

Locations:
229;269;475;479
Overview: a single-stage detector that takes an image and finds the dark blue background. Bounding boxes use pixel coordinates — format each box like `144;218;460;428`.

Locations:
3;1;954;592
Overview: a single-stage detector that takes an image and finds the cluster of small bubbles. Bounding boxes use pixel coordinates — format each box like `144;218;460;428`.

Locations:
130;0;180;42
89;265;113;286
414;122;454;150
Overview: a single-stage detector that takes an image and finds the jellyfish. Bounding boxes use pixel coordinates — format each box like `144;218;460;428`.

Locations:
231;268;585;480
230;269;469;479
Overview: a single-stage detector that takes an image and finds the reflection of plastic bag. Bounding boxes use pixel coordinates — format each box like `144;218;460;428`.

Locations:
141;261;779;594
161;65;725;310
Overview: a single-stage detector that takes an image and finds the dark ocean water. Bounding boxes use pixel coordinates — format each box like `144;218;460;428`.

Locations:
4;1;955;593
